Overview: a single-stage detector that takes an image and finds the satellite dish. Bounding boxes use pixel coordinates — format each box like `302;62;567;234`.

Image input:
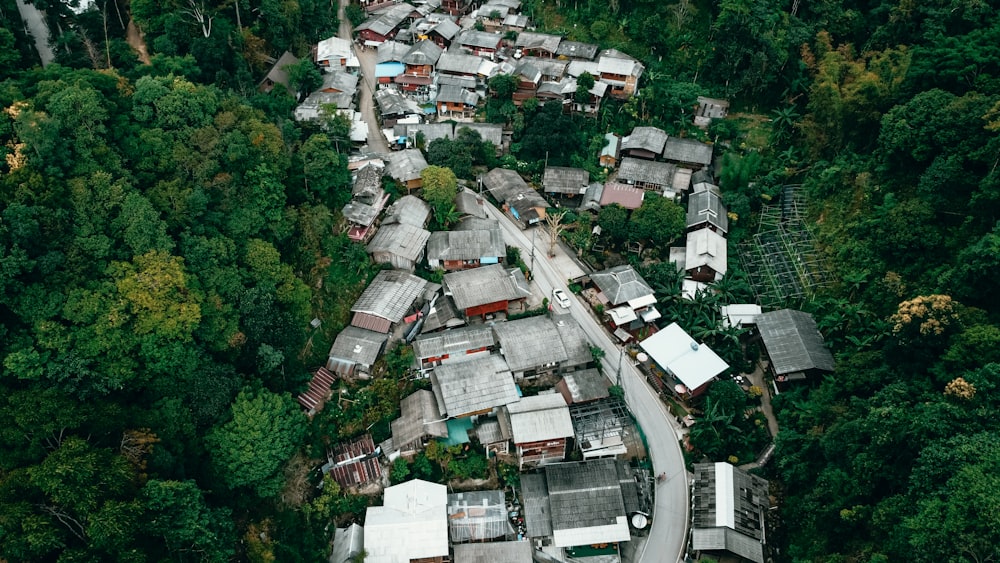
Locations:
631;512;649;529
690;341;699;351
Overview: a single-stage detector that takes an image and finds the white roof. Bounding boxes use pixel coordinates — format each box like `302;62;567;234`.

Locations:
507;394;574;443
715;462;735;528
627;293;657;309
364;480;448;563
639;323;729;390
553;519;631;547
682;279;711;300
686;228;728;276
607;305;637;325
721;304;762;328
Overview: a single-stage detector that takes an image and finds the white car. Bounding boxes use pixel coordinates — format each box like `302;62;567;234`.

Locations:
552;288;571;309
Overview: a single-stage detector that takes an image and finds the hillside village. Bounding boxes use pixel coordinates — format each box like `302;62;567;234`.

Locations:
280;2;840;563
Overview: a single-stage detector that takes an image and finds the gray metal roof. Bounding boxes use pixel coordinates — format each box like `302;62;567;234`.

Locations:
621;126;668;155
427;228;505;262
328;326;388;366
662;137;713;166
555;40;598;60
558;368;609;403
455;189;488;218
589;265;655;306
356;2;414;37
457;30;502;50
399;123;455;146
691;528;765;563
429;18;460;40
687;190;728;232
520;56;568;80
330;524;365;563
597;49;643;77
375;88;422;117
482;168;528;202
321;70;359;94
351;269;428;322
691;462;769;563
453;541;532;563
382;194;431;227
543;166;589;195
437;52;484;75
437;84;479;106
377;40;410;63
521;473;553;537
386;149;429;183
544;459;627;531
515;32;561;53
618;157;677;188
352;163;386;200
502;13;529;28
506;393;574;443
366;223;430;262
412;325;496;359
403;39;443;65
685;228;728;276
436;74;478;90
493;315;584;373
444;263;530;309
262;51;300;90
430;354;520;416
455;216;498;231
392;389;448;451
755;309;835;375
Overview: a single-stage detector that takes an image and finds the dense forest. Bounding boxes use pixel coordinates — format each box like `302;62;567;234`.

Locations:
2;0;1000;560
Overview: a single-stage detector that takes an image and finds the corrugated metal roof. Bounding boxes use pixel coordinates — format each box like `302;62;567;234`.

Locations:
544;459;630;545
506;394;574;443
482;168;528;202
430;354;520;417
382;194;431;227
685;228;728;275
365;479;448;563
351;269;428;323
412;325;496;360
444;263;529;310
427;228;505;262
391;390;448;451
755;309;835;375
327;434;383;488
662;137;713;166
621;126;667;154
521;473;553;537
493;316;570;372
590;265;655;306
599;182;644;209
453;541;532;563
447;490;511;542
543;166;589;195
558;368;609;404
618;157;676;188
329;326;388;366
687;189;728;232
367;223;430;263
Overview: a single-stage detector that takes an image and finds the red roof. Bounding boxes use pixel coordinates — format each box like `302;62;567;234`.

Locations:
600;182;645;209
395;74;433;85
297;367;337;411
328;434;383;487
351;311;393;333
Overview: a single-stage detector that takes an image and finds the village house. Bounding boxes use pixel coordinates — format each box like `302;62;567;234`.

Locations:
687;189;729;234
617;157;679;194
318;70;359;97
522;56;569;81
258;51;300;95
453;541;532;563
543;166;589;197
343;163;390;243
327;326;389;379
568;78;608;115
323;434;382;489
412;324;497;369
500;393;575;469
294;92;355;122
597;49;644;98
662;137;714;170
455;188;488;219
398;40;443;93
522;459;635;548
694;96;730;129
492;313;592;380
482;167;547;228
350;269;428;334
755;308;835;384
436;84;480;117
720;304;763;329
555;368;610;405
596;134;620;170
556;40;599;60
382;194;431;228
431;354;520;418
364;480;448;563
390;389;449;456
374;88;422;127
329;524;364;563
385;149;429;190
426;220;505;270
474;0;520;30
502;12;530;32
436;52;486;83
441;0;473;16
691;462;769;563
366;222;430;270
599;182;645;210
315;36;359;73
447;490;511;543
569;397;632;459
356;2;416;45
639;322;730;397
456;29;503;58
511;61;542;105
587;265;661;335
394;122;453;149
621;126;668;160
515;31;562;58
443;263;531;318
685;227;728;282
375;41;408;84
425;18;460;47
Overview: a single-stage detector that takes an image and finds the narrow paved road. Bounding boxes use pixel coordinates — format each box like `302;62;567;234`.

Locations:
484;202;690;563
15;0;54;66
337;0;390;153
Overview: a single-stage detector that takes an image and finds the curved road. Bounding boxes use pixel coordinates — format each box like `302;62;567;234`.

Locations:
483;203;689;563
337;0;390;153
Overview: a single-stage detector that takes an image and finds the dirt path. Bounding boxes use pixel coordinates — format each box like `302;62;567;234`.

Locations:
338;0;390;153
126;18;152;65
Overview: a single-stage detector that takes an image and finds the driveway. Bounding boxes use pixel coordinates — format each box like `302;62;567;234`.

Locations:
337;0;390;153
483;202;690;563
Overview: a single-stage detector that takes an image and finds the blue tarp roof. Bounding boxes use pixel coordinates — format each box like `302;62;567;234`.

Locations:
374;62;405;78
443;417;474;445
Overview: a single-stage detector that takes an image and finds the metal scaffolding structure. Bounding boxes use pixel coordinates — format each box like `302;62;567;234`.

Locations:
739;186;832;309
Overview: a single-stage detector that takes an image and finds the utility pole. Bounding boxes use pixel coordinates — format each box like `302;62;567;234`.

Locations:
529;227;536;274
